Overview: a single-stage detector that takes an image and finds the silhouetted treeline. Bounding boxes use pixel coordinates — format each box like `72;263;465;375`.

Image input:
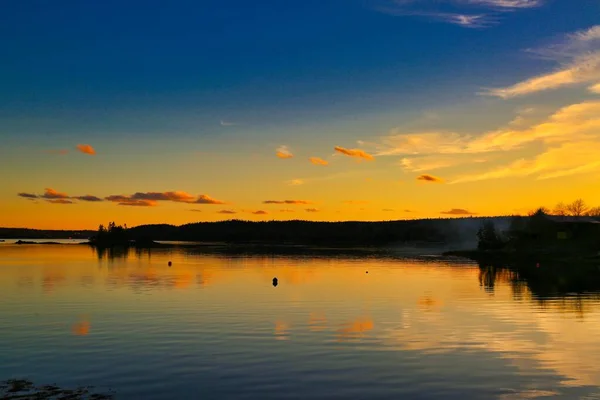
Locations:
0;228;94;240
125;217;513;246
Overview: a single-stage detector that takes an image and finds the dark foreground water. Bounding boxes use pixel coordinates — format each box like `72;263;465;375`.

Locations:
1;244;600;399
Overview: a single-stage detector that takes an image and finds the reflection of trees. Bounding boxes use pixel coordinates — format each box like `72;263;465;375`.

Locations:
95;246;130;261
477;261;600;315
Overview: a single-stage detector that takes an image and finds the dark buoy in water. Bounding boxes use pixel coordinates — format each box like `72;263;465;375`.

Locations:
366;271;369;274
168;261;172;267
272;277;278;287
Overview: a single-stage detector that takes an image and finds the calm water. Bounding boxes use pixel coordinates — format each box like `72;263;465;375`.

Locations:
1;244;600;399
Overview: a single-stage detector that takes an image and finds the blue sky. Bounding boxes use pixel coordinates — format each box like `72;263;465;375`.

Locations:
2;0;600;228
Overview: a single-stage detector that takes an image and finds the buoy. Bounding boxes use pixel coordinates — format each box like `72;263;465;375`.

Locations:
366;271;369;274
272;277;278;287
168;261;172;267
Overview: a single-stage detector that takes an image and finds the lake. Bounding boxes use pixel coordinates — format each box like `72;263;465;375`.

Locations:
1;243;600;399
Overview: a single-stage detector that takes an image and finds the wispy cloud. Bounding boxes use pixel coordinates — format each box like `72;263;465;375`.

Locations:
375;0;542;28
441;208;476;215
76;144;96;155
382;208;395;212
417;174;444;183
590;83;600;94
218;209;237;214
264;200;313;205
252;210;268;215
105;192;225;206
17;193;38;199
343;200;370;205
485;25;600;98
73;195;103;202
286;179;305;186
334;146;374;161
276;145;294;159
279;209;295;213
305;208;320;213
220;120;237;126
309;157;329;166
105;195;157;206
189;209;203;212
47;199;74;205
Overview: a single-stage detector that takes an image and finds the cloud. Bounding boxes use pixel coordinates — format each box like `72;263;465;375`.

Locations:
404;209;414;212
309;157;329;166
276;145;294;159
375;0;542;28
448;101;600;183
305;208;320;212
41;188;69;199
252;210;268;215
279;209;295;213
382;208;395;212
220;120;236;126
105;195;157;206
343;200;369;205
218;210;236;214
189;209;203;212
334;146;374;161
117;200;157;207
441;208;476;215
47;199;74;204
105;192;226;206
193;194;226;204
73;195;103;202
17;193;38;199
417;174;444;183
76;144;96;155
590;83;600;93
44;149;69;155
286;179;304;186
131;191;196;202
263;200;312;205
485;25;600;98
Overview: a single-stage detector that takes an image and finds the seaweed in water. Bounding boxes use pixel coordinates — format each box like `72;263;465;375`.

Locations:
0;379;114;399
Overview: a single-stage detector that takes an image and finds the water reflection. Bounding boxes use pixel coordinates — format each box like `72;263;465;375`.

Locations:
2;245;600;399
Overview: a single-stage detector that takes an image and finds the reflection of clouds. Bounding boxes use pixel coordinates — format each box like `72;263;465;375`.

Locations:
274;321;290;341
71;318;90;336
308;312;327;332
336;317;374;341
417;295;443;312
42;271;66;293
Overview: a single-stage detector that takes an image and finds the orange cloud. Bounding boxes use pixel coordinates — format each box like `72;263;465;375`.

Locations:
334;146;374;161
343;200;369;205
264;200;312;205
41;188;69;199
189;209;203;212
131;191;196;202
279;209;295;212
218;210;236;214
305;208;319;212
252;210;268;215
194;194;226;204
417;174;444;183
276;145;293;159
309;157;328;166
382;208;395;212
105;196;157;206
76;144;96;155
441;208;476;215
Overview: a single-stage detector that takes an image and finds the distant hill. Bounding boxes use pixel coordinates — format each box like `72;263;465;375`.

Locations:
1;217;514;246
0;228;95;240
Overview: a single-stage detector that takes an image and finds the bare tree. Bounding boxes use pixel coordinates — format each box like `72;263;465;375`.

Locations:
586;207;600;217
553;202;568;216
566;199;588;217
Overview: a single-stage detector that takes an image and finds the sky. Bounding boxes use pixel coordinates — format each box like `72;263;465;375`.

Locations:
1;0;600;229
